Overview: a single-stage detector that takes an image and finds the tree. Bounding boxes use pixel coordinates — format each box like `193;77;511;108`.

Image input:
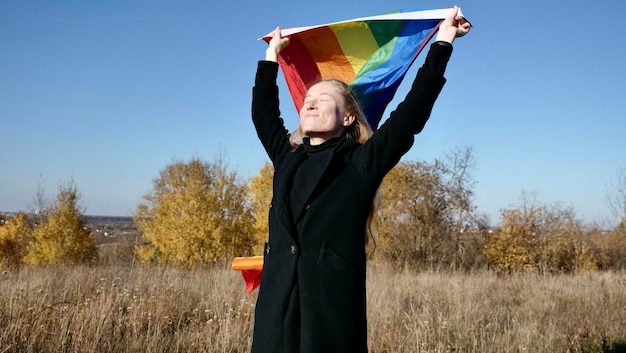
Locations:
0;213;32;269
135;154;255;269
606;167;626;230
484;191;602;273
248;162;274;255
30;175;49;226
485;192;544;273
23;180;97;266
601;167;626;269
376;146;481;270
443;146;479;230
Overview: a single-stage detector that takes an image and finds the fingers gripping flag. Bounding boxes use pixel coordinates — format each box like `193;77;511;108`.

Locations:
262;8;464;130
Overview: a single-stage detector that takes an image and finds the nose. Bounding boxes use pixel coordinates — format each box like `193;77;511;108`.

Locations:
303;96;319;110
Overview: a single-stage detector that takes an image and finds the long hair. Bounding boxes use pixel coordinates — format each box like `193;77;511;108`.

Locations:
289;79;381;249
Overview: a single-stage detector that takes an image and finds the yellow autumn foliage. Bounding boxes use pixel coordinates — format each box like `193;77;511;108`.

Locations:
0;212;32;268
376;161;445;264
375;147;480;269
247;161;274;255
23;181;97;266
135;156;255;269
484;192;607;274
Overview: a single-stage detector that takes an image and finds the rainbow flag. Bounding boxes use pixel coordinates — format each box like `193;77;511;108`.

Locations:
262;8;463;130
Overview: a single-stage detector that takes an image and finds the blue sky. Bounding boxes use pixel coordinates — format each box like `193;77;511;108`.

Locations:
1;0;625;227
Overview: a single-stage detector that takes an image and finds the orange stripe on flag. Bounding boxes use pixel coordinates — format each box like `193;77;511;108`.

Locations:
232;256;264;271
299;26;355;83
232;256;264;293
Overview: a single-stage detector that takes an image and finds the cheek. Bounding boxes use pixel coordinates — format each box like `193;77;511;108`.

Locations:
298;105;308;117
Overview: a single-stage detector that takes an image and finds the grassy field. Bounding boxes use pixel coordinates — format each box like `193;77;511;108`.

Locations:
1;262;626;353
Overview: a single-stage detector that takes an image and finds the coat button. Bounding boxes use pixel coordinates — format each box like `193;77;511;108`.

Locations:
290;245;296;255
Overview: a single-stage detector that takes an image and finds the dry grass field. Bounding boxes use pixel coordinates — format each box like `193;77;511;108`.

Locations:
1;262;626;353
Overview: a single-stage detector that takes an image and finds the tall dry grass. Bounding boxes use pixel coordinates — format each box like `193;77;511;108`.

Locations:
1;263;626;352
0;264;255;353
367;263;626;353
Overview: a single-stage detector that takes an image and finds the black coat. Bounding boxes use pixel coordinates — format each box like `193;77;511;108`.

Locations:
250;43;449;353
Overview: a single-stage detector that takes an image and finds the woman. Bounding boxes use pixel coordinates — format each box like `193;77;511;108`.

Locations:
250;6;470;353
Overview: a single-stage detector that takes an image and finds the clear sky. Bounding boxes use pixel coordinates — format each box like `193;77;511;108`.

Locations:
1;0;625;227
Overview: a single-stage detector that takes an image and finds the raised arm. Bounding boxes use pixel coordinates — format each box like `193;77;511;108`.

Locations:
353;6;471;184
252;27;293;164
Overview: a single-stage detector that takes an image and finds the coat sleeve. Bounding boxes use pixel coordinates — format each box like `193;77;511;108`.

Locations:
353;42;452;185
252;60;293;164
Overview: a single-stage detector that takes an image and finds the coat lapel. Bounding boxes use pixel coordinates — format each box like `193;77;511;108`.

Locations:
290;149;336;224
274;139;354;232
273;149;307;211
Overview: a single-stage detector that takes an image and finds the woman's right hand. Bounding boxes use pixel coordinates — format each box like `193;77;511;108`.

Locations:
265;27;290;62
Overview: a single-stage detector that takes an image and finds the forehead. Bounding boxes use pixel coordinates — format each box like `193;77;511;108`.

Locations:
307;81;341;96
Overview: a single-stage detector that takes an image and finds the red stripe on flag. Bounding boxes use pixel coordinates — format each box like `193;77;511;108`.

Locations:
276;35;321;114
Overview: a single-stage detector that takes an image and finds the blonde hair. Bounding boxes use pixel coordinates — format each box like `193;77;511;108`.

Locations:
289;79;380;249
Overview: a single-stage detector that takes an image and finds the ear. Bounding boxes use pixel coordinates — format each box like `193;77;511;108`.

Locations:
343;113;356;127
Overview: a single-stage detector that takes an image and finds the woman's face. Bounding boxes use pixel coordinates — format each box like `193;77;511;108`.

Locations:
299;81;354;144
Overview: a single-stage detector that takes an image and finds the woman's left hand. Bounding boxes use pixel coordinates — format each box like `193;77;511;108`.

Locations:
436;5;471;44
